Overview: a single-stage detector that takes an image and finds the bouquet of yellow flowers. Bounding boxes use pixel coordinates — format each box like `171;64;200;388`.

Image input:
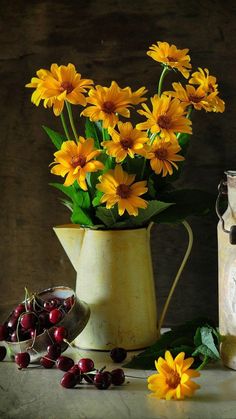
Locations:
26;41;225;229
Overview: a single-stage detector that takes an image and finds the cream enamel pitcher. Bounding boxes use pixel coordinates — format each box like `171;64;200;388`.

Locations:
54;222;192;350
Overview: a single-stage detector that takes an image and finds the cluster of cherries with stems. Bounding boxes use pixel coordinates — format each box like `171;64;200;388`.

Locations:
0;289;74;364
1;321;128;389
0;291;133;389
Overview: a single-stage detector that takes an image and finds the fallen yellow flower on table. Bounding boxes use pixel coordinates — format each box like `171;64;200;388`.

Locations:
147;350;200;400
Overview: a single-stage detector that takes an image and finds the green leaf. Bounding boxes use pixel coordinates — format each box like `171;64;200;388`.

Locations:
123;317;214;369
50;183;90;209
71;205;93;226
129;200;174;227
153;189;216;224
192;326;220;360
92;190;103;207
95;206;118;227
42;126;66;150
85;119;100;149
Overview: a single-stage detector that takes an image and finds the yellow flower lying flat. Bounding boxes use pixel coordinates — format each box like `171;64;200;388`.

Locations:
147;350;200;400
96;165;148;216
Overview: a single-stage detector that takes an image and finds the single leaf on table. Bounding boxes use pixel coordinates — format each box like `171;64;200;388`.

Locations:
192;325;220;360
123;317;215;369
42;126;66;150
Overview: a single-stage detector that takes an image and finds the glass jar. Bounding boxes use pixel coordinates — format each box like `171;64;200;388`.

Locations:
217;170;236;369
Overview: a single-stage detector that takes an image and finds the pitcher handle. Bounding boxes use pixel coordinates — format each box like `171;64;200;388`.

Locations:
157;220;194;336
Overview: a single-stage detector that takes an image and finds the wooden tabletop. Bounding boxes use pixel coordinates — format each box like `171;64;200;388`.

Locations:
1;346;236;419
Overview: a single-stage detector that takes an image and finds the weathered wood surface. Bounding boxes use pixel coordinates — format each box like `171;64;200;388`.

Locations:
0;0;236;325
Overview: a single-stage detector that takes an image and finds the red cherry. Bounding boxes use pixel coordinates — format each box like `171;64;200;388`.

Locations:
53;326;67;343
38;311;50;329
49;308;62;324
7;316;18;331
15;352;30;369
0;324;9;341
60;372;77;389
63;296;74;312
0;346;7;361
78;358;94;373
20;313;37;330
111;368;125;385
14;304;25;318
56;356;74;372
94;371;112;390
69;365;82;383
40;356;55;369
110;347;127;363
47;343;62;360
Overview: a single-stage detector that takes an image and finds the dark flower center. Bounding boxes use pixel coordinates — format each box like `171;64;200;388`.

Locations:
188;94;205;103
102;101;116;114
154;147;168;160
158;114;172;129
166;56;177;62
71;155;86;168
166;371;181;389
60;81;74;94
116;184;132;199
120;138;133;150
208;83;215;93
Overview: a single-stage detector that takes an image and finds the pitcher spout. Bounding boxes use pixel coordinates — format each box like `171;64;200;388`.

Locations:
53;224;85;271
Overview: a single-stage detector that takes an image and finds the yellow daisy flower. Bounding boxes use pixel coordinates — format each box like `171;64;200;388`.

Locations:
50;137;104;190
147;350;200;400
26;68;51;106
189;68;225;113
147;41;192;79
165;82;216;111
147;138;184;177
102;122;148;162
26;63;93;116
81;81;147;129
137;94;192;141
189;67;218;94
96;165;148;216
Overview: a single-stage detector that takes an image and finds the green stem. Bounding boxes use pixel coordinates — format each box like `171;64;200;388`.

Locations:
158;66;169;96
140;157;146;180
186;106;193;119
65;101;79;141
102;127;106;141
60;112;71;140
157;220;193;336
196;355;209;371
149;132;158;145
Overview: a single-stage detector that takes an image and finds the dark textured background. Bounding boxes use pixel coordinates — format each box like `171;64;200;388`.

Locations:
0;0;235;326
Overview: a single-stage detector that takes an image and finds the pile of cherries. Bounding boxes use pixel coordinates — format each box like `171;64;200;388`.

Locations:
56;350;127;390
0;293;74;364
0;293;128;390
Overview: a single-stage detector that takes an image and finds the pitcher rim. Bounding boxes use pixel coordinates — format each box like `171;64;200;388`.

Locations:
53;223;153;232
